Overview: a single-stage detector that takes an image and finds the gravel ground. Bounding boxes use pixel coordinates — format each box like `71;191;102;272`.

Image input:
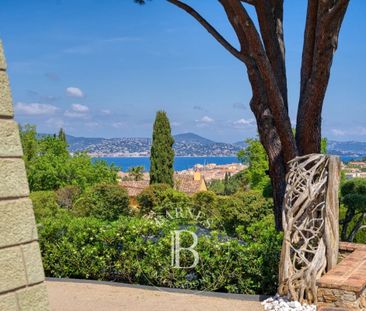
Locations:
47;280;265;311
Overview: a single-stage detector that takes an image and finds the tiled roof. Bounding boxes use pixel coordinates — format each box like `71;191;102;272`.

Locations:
174;175;206;195
120;180;149;197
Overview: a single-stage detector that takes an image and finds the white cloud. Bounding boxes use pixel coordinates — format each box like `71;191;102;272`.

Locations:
85;122;99;128
357;127;366;136
15;102;58;115
112;122;127;129
200;116;215;123
101;109;111;115
331;129;346;137
66;87;84;98
171;121;181;127
46;118;65;129
64;104;89;118
233;118;255;126
71;103;89;113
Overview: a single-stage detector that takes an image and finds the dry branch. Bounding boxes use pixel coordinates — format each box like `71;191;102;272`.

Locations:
279;154;340;304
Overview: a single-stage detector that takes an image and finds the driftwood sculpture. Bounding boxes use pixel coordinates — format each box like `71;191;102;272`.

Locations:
279;154;340;304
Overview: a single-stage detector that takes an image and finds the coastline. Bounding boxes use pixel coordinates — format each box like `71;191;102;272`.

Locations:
93;156;241;172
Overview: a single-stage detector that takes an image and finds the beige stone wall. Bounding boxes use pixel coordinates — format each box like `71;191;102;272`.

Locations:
0;40;49;310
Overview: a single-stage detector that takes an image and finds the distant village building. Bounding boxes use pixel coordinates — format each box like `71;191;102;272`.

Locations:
120;172;207;205
343;161;366;179
348;161;366;168
119;162;245;205
120;180;149;206
177;162;246;182
174;172;207;195
120;180;149;197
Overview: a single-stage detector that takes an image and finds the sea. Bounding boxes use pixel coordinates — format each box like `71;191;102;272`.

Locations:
95;156;240;172
94;155;360;172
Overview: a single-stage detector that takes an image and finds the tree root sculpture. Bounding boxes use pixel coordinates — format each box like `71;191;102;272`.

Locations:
278;154;340;304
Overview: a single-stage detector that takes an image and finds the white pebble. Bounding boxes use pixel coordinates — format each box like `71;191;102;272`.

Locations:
261;294;316;311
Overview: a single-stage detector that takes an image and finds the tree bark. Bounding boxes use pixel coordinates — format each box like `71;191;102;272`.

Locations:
296;0;350;155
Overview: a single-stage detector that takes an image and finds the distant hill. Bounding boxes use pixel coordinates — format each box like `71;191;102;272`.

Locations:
58;133;243;157
328;140;366;158
38;132;366;158
173;132;215;145
233;141;248;149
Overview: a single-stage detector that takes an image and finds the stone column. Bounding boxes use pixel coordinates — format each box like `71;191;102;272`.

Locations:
0;40;49;310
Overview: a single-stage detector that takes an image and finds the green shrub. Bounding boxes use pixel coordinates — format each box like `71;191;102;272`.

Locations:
159;188;192;216
136;183;171;214
340;178;366;242
137;185;194;217
38;213;282;295
30;191;61;220
217;191;273;235
192;191;218;215
56;185;81;209
73;184;130;220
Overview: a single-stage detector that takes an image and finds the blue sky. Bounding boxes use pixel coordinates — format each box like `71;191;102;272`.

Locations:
0;0;365;143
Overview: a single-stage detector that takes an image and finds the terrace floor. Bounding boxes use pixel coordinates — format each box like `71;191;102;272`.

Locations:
46;279;265;311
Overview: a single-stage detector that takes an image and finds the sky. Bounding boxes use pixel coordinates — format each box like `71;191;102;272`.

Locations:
0;0;365;143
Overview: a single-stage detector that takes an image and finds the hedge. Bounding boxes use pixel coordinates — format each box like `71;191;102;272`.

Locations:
38;213;282;295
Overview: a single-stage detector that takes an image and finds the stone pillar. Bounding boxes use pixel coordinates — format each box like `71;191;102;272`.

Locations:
0;40;49;310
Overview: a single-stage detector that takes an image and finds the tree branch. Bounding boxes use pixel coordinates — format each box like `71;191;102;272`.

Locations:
220;0;296;161
296;0;349;155
167;0;247;63
254;0;288;110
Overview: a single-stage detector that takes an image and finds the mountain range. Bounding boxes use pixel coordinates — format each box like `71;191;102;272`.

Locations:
57;132;366;158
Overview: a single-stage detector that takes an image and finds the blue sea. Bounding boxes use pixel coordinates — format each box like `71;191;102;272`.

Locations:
95;156;240;172
94;155;360;172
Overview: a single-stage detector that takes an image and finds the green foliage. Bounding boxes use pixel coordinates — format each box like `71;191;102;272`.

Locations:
38;212;282;295
65;154;118;190
73;184;130;221
321;137;328;154
56;185;82;209
159;188;192;215
340;178;366;242
208;170;247;195
192;191;217;215
137;185;194;216
127;166;144;181
150;111;175;186
58;128;67;143
136;183;171;214
20;124;118;191
19;124;38;164
30;191;65;220
237;138;271;193
217;191;273;235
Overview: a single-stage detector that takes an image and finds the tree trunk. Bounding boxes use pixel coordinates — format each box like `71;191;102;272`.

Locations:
250;95;287;231
269;159;287;231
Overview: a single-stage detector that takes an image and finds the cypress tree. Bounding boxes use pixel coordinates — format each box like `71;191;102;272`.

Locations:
58;128;67;143
149;111;175;186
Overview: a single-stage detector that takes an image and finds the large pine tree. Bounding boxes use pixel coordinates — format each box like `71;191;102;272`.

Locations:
149;111;175;186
